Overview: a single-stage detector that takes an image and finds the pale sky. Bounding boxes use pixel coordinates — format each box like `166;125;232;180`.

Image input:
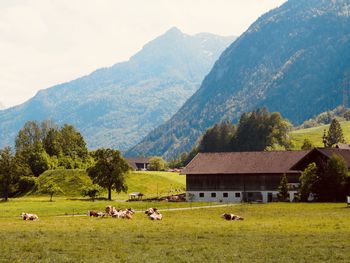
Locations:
0;0;287;109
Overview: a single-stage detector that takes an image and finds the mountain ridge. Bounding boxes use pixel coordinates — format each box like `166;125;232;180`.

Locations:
128;0;350;159
0;28;235;150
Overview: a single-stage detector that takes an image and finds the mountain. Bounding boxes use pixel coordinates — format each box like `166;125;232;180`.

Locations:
0;28;234;150
128;0;350;159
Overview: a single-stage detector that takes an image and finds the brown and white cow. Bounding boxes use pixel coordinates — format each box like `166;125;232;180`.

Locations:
145;208;157;215
87;210;104;217
105;206;117;216
21;213;39;221
221;213;244;221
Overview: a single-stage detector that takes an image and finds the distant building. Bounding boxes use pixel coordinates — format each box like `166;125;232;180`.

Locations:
182;149;350;203
126;157;150;170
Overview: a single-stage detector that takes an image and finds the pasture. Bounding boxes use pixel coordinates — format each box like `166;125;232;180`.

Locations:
290;121;350;149
1;200;350;262
34;170;185;200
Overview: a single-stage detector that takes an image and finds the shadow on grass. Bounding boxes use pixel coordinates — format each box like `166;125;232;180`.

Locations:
67;197;110;202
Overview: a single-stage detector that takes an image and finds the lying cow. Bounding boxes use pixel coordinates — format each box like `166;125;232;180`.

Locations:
105;205;117;216
87;210;104;217
221;213;244;221
145;208;158;215
112;208;135;219
149;212;162;220
145;207;162;220
21;212;39;221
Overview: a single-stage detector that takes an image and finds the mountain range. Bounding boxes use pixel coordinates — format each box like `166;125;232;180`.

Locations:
0;28;234;150
128;0;350;159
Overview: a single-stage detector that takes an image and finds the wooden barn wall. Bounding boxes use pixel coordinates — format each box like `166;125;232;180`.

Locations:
186;173;300;191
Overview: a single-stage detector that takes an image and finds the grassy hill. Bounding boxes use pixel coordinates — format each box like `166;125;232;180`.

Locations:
34;169;185;199
290;121;350;149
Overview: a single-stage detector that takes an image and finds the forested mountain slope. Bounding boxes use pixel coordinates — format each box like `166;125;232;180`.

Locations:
128;0;350;159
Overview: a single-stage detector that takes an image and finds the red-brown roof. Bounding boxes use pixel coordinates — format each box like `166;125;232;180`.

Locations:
182;151;310;175
315;148;350;168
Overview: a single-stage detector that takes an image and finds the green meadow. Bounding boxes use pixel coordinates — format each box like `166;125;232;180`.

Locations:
33;170;186;200
290;121;350;149
0;200;349;262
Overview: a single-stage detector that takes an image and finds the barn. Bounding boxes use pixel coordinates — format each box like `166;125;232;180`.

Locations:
126;157;150;170
182;149;350;203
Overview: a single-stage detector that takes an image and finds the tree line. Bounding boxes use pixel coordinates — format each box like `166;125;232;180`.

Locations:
0;120;131;201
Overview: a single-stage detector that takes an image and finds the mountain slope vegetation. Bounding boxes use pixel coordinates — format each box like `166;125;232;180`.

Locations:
128;0;350;159
0;28;234;151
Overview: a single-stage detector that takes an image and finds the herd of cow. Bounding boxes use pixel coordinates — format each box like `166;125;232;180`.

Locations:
87;206;163;220
21;209;243;221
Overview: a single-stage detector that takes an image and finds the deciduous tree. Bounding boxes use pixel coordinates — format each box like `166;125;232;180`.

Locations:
87;149;129;200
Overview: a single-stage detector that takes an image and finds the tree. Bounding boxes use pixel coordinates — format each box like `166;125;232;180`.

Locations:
314;154;348;201
278;174;289;202
87;148;129;200
301;138;314;150
323;119;345;147
148;156;167;171
298;163;317;202
39;181;63;201
344;109;350;121
81;184;103;201
231;108;292;151
0;147;19;201
198;121;235;152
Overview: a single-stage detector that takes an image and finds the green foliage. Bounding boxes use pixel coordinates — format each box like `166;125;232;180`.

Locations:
232;109;292;151
81;184;103;201
198;121;235;152
323;119;346;147
314;154;348;202
0;147;20;201
298;163;317;202
17;176;37;195
344;109;350;121
301;138;314;150
88;149;129;200
277;174;289;202
148;156;167;171
14;121;90;176
299;106;346;129
39;180;63;201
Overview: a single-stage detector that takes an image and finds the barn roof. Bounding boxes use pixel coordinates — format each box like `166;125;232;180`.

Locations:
181;151;310;175
316;148;350;164
125;157;150;169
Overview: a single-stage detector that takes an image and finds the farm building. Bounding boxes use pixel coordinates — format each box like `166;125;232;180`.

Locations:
182;149;350;203
126;157;150;170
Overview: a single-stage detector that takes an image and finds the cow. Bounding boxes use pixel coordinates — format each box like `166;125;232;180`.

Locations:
149;212;162;220
21;213;39;221
88;210;104;217
145;208;157;215
105;206;117;216
145;208;162;220
221;213;244;221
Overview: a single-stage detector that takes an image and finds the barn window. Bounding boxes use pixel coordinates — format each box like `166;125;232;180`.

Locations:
199;193;204;198
223;193;228;198
211;193;216;198
235;192;241;198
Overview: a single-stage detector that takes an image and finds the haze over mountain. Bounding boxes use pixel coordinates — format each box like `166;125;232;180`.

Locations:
0;28;234;150
128;0;350;159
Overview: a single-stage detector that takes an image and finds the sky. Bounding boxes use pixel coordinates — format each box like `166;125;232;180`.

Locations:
0;0;287;109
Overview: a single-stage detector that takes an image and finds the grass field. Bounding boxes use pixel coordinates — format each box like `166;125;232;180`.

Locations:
33;170;185;200
290;121;350;149
1;200;350;262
